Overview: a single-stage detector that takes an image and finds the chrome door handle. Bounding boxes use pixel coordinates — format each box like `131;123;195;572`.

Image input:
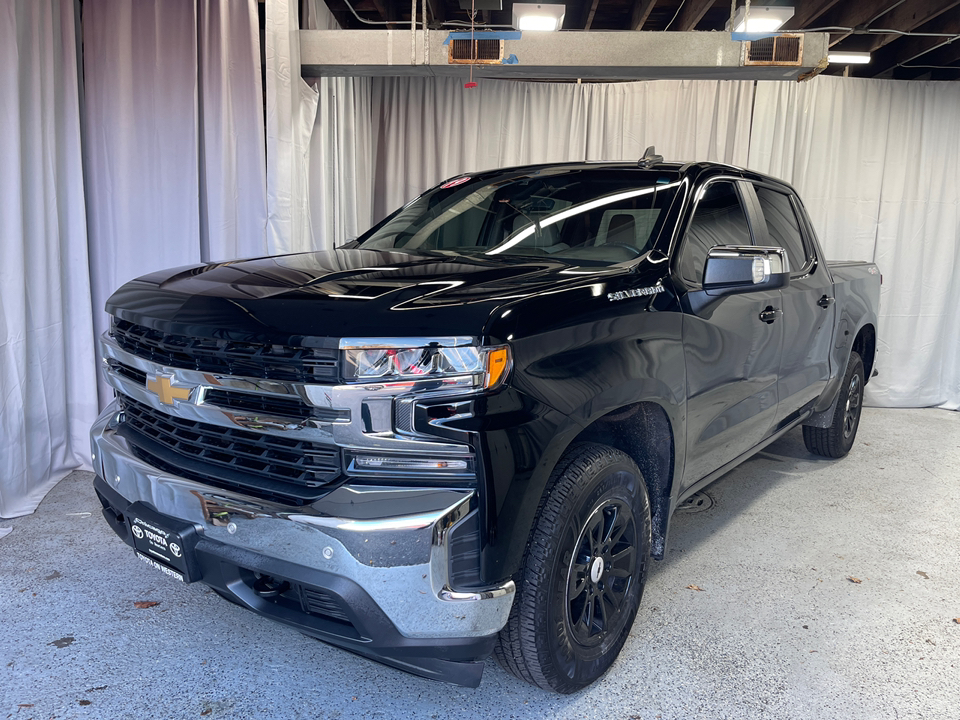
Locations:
759;307;781;324
817;295;835;308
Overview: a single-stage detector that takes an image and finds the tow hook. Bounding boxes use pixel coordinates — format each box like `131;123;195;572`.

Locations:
253;574;291;598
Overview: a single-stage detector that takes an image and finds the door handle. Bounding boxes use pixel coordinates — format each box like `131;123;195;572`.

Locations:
759;307;781;324
817;295;835;309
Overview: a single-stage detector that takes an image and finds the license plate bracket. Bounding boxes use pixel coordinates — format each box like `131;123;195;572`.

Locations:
126;502;201;583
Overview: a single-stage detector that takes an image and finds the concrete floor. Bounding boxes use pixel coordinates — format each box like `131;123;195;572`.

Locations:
1;407;958;719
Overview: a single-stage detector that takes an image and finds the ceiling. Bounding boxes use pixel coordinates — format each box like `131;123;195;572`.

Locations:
318;0;960;80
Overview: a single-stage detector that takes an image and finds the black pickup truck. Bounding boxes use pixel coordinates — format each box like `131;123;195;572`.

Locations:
91;158;880;693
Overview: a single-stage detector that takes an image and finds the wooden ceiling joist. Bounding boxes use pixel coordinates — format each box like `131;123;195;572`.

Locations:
630;0;659;31
582;0;602;30
784;0;845;30
670;0;714;32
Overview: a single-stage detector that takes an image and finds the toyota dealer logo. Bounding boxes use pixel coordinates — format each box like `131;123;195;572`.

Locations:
131;525;144;539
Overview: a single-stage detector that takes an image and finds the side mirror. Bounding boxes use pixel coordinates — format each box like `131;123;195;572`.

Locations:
702;246;790;296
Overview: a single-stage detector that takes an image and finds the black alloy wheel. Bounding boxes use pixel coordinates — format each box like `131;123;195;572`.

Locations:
566;499;638;648
494;443;652;693
843;372;862;440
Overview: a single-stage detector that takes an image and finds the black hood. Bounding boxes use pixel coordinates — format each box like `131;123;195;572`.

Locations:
105;248;632;346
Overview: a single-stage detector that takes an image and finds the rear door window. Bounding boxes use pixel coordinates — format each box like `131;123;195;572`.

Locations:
754;186;808;272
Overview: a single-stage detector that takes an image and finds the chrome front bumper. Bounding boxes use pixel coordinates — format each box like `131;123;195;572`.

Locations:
90;403;515;640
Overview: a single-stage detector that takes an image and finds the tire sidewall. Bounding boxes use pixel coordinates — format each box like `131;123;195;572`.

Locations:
535;451;651;690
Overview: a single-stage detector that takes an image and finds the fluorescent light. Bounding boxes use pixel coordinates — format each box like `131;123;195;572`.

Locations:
733;5;794;33
518;15;559;31
512;3;565;32
828;52;871;65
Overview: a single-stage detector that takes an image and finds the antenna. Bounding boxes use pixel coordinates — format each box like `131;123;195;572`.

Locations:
637;146;664;168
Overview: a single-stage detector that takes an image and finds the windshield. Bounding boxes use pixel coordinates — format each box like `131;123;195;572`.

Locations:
357;169;682;265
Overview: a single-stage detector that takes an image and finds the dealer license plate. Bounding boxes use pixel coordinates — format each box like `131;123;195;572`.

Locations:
126;503;198;582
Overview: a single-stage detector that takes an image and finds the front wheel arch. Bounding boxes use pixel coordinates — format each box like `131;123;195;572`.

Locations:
572;401;675;559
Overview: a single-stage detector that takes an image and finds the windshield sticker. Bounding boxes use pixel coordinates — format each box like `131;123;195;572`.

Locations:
441;176;471;189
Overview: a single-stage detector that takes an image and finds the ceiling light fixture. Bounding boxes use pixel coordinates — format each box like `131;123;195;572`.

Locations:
733;5;794;33
828;52;871;64
512;3;565;32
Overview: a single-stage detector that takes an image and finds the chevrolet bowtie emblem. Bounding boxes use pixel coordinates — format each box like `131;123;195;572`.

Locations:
146;374;192;405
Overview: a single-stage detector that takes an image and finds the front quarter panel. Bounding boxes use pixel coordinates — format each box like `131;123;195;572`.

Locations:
477;271;685;582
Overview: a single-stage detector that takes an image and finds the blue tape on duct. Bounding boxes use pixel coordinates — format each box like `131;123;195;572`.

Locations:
731;32;783;41
502;54;519;65
443;31;523;45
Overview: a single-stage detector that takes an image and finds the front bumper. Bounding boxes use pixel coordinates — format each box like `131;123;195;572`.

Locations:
91;403;515;687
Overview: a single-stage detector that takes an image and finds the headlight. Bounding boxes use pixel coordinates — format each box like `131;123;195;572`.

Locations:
341;339;511;390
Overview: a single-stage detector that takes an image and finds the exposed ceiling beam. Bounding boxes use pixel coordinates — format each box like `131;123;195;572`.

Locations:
671;0;714;32
824;1;904;46
861;0;960;51
582;0;602;30
630;0;658;31
784;0;844;30
866;11;960;76
322;0;360;29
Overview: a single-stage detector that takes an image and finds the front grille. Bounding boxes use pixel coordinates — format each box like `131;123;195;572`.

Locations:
106;359;346;423
111;318;338;383
117;396;341;503
203;389;346;423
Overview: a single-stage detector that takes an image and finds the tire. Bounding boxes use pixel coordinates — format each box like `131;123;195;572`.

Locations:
803;351;865;458
494;443;652;693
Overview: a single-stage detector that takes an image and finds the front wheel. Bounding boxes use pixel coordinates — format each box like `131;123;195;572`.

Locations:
803;351;865;458
494;443;652;693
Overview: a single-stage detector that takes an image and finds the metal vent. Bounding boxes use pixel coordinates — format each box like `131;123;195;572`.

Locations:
449;38;504;64
744;34;803;66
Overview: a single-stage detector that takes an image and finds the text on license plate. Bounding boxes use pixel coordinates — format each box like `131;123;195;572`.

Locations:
136;551;185;582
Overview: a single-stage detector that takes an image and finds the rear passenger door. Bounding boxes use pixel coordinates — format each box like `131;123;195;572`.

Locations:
747;184;835;422
677;179;784;489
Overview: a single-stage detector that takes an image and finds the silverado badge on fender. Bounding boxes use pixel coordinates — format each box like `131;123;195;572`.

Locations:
607;285;664;302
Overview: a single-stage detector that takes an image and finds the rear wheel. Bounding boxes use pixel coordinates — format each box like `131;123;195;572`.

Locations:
494;443;651;693
803;351;865;458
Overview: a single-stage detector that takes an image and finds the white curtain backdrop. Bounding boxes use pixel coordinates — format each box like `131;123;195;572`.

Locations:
310;76;375;247
301;0;375;247
369;76;755;219
83;0;203;406
265;0;319;254
0;0;97;518
749;76;960;409
83;0;269;407
198;0;268;262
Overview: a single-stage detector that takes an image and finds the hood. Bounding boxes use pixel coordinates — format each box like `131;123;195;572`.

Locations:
105;248;630;345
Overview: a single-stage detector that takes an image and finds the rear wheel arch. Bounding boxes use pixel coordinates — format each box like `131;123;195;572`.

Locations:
853;323;876;383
